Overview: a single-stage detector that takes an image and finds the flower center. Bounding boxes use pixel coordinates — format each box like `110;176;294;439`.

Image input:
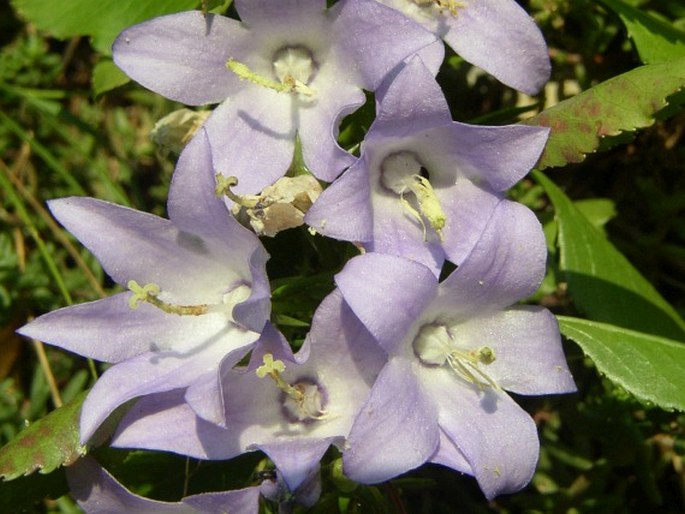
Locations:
380;151;446;241
272;46;317;93
412;323;498;390
256;353;327;424
226;45;317;98
281;379;327;423
412;0;466;16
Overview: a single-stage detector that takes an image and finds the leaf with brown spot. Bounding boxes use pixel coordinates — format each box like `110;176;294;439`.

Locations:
0;390;88;481
524;58;685;169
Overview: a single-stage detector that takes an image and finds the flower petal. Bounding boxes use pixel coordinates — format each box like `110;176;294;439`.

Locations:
344;357;439;483
113;11;247;105
205;91;296;195
334;0;439;90
112;390;241;459
437;200;546;317
304;160;373;242
427;122;549;192
47;197;243;305
458;306;577;395
425;370;540;499
16;294;228;364
80;330;255;443
67;457;260;514
370;55;451;139
442;0;550;94
335;253;437;353
257;438;335;492
236;0;326;28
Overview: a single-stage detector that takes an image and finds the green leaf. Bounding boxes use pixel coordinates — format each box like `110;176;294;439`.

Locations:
573;198;616;233
600;0;685;64
0;391;87;480
559;316;685;411
536;171;685;340
92;59;130;96
11;0;200;55
524;58;685;169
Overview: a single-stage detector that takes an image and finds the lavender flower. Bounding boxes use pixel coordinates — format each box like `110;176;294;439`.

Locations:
374;0;551;94
67;457;261;514
334;200;577;499
113;0;441;193
305;56;549;275
17;130;271;442
109;290;386;495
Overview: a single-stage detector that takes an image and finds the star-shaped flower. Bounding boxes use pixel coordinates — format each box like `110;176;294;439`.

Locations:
17;129;271;442
113;0;441;193
334;200;577;499
109;289;386;495
305;56;549;275
374;0;551;94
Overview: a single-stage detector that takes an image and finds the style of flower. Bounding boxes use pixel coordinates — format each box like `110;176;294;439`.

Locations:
334;201;577;499
108;289;386;497
113;0;442;195
67;457;261;514
305;56;549;276
17;129;271;443
373;0;551;94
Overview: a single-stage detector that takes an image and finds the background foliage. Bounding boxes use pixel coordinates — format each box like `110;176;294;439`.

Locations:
1;0;684;512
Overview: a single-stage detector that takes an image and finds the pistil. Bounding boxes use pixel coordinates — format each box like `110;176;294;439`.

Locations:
127;280;208;316
256;353;327;422
380;151;446;241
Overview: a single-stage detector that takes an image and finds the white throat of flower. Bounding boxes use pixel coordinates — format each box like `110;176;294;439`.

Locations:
413;323;499;390
127;280;251;324
413;0;467;16
226;45;317;98
256;353;328;423
380;151;446;241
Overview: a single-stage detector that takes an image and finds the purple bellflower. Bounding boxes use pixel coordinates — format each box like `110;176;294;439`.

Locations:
113;0;442;194
374;0;551;94
305;56;549;276
334;200;577;499
17;129;271;443
109;289;386;495
67;457;261;514
66;457;260;514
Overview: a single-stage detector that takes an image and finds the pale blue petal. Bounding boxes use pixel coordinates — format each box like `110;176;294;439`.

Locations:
257;439;334;492
438;200;547;316
344;358;439;483
424;369;540;500
457;306;577;395
334;0;439;90
67;457;260;514
113;11;247;105
304;160;373;242
441;0;551;94
335;253;437;353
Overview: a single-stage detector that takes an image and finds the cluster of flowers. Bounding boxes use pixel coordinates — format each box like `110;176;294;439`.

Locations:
19;0;577;512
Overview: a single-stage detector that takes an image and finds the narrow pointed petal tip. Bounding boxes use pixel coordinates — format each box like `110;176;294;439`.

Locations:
68;456;261;514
